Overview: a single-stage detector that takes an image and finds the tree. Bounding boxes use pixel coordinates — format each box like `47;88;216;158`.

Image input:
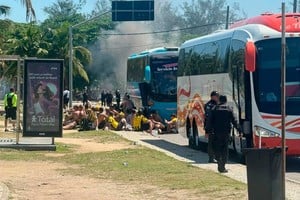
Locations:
41;0;113;88
0;0;36;21
149;0;245;44
0;23;50;79
151;0;184;44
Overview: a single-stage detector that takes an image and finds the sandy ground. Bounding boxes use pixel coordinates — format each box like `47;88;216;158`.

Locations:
0;135;202;200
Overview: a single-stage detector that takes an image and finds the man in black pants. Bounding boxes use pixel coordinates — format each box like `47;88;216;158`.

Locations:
204;91;219;163
206;95;241;173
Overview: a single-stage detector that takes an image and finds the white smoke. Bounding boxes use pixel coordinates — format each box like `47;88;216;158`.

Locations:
87;0;181;93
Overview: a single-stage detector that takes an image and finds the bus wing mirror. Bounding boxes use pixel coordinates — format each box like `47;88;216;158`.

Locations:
145;65;151;83
245;41;256;72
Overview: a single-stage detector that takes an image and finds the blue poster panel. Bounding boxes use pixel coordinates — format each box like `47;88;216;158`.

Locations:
23;59;63;137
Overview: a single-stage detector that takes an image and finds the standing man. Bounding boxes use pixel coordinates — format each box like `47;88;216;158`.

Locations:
63;88;70;110
115;89;121;110
82;87;88;106
4;88;17;131
206;95;240;173
101;90;106;107
204;91;219;163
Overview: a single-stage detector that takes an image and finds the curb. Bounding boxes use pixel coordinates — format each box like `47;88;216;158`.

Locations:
0;182;9;200
287;178;300;185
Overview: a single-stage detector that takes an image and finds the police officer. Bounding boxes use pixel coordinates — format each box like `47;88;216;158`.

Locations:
206;95;240;173
204;91;219;163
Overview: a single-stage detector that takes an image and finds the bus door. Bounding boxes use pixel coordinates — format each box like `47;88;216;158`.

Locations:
230;39;247;153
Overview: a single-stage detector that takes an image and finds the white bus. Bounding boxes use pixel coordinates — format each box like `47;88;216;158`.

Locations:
177;13;300;156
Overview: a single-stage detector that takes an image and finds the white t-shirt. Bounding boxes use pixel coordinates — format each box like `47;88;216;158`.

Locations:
63;90;70;98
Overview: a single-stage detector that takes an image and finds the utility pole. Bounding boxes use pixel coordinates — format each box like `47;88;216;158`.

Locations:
225;6;229;29
281;2;286;199
294;0;297;13
68;10;111;108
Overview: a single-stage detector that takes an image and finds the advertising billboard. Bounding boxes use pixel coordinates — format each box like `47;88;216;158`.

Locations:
23;59;63;137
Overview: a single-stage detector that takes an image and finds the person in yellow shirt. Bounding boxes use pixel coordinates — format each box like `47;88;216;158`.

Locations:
131;109;150;131
3;88;17;131
107;111;127;131
164;114;178;133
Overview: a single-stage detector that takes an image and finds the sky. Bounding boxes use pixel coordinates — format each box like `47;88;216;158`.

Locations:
0;0;291;23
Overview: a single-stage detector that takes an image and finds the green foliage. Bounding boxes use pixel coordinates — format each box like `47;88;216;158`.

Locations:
0;0;36;22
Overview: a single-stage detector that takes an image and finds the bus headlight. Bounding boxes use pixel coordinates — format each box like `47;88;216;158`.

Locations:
255;126;280;137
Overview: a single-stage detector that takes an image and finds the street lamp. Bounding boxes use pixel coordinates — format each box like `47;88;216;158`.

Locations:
68;10;111;107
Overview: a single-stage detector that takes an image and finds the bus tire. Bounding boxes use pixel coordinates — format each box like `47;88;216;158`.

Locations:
187;119;194;148
192;120;200;150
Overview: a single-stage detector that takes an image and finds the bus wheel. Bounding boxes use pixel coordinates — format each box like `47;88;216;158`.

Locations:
187;121;194;148
192;120;200;150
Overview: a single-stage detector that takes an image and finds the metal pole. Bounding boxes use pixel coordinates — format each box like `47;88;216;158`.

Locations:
225;6;229;29
281;2;286;199
16;57;21;144
69;26;73;108
294;0;297;13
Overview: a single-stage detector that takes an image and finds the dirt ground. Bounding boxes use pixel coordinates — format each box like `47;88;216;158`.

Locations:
0;134;202;200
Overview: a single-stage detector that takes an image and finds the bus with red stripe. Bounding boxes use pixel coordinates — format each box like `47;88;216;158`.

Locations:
177;13;300;156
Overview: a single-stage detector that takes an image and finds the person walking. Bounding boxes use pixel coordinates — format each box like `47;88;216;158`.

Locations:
206;95;241;173
3;87;17;131
204;91;219;163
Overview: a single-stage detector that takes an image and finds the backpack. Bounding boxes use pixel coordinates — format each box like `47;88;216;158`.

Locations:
6;93;14;108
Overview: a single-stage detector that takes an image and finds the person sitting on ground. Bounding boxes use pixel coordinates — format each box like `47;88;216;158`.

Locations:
106;110;127;131
147;113;165;135
63;104;86;130
79;104;97;131
148;110;165;134
164;114;178;133
131;109;151;131
97;107;108;130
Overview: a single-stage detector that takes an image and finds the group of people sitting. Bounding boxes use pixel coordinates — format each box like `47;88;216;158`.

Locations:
63;103;178;135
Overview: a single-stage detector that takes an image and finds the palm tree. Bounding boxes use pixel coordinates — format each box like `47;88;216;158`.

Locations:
0;0;36;21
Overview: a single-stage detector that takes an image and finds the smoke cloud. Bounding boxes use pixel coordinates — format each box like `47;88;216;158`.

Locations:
87;0;180;94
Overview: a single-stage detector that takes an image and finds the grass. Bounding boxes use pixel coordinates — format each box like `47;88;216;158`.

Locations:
64;129;128;143
59;147;246;199
0;129;247;199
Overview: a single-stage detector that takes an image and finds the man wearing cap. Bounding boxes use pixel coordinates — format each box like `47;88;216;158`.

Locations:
206;95;241;173
204;91;219;163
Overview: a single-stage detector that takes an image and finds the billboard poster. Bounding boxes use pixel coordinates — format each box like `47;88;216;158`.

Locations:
23;59;63;137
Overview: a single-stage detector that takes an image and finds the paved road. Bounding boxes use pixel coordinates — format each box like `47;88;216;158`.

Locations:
114;131;299;199
158;133;300;183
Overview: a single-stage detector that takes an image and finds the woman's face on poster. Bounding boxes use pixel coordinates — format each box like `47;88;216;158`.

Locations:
37;84;45;94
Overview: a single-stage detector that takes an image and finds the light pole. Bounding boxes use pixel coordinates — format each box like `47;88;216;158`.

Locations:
68;10;111;107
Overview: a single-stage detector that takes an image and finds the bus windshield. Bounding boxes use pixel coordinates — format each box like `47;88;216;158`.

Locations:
150;54;178;102
254;38;300;115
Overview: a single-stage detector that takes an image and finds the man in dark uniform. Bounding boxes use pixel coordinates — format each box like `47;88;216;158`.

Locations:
204;91;219;163
206;95;240;173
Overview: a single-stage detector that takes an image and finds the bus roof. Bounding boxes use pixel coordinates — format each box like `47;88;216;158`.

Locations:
128;47;179;59
180;29;234;49
181;13;300;49
230;13;300;32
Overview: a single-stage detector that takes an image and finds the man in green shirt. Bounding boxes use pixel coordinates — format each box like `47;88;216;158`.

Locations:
3;88;17;131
